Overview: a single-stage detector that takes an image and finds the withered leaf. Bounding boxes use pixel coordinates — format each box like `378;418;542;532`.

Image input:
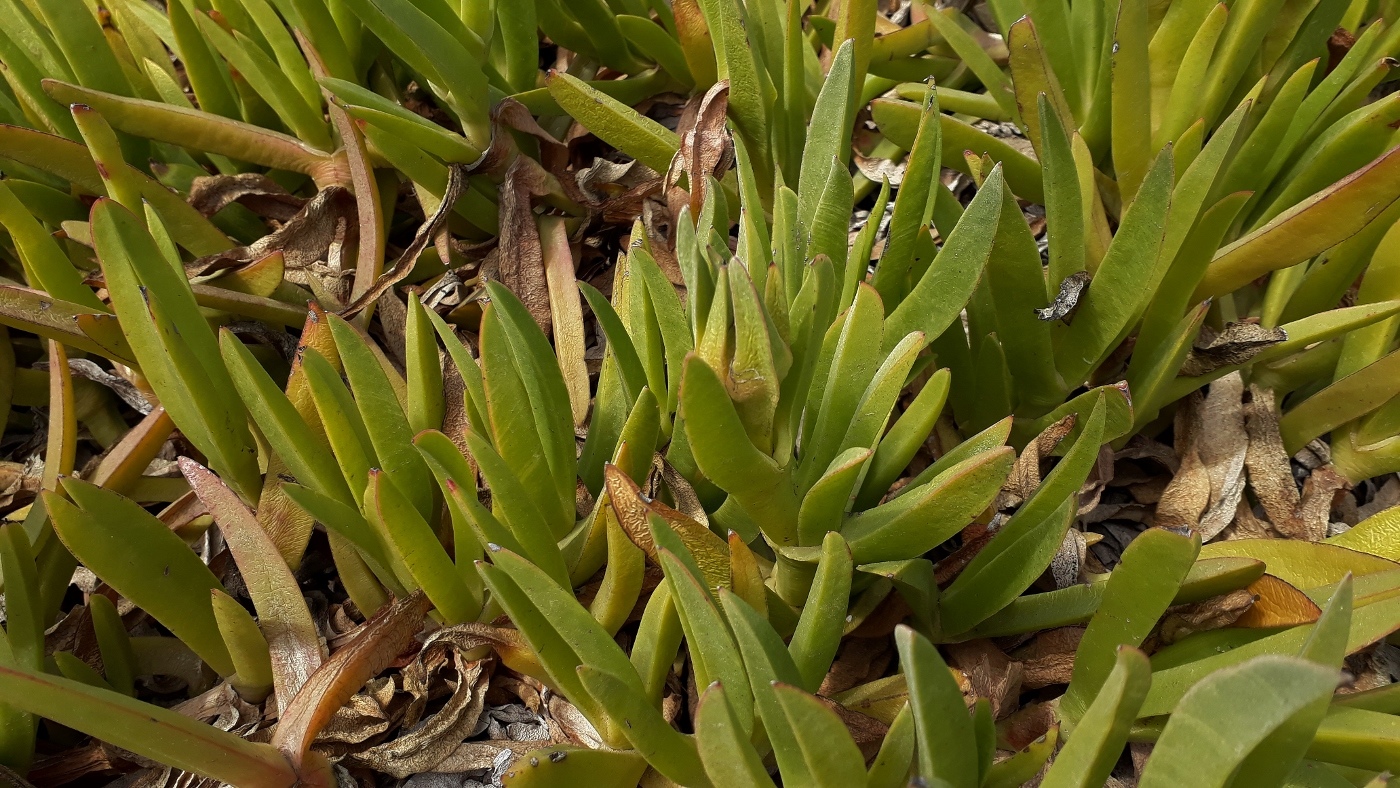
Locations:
188;173;306;222
1181;321;1287;376
1034;270;1091;322
340;164;467;319
187;187;356;279
481;157;556;332
272;591;431;769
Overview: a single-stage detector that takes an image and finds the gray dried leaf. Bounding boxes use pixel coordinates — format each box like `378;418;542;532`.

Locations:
188;172;305;222
1180;321;1287;377
1034;271;1091;322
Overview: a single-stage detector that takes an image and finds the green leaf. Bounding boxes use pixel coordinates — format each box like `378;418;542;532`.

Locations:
89;594;136;696
1041;648;1150;788
788;531;852;693
0;126;229;255
1199;144;1400;298
897;625;978;788
576;666;710;788
93;200;259;500
548;72;679;174
771;683;867;787
969;556;1264;638
717;587;810;785
1055;150;1172;386
280;482;404;596
182;458;322;702
870;84;942;305
0;664;298;786
659;548;753;732
486;551;646;728
694;681;776;788
210;589;274;701
798;447;872;543
483;282;577;533
328;314;435;518
579;281;649;404
220;333;351;505
46;484;235;677
694;0;769;182
680;354;799;545
872;98;1044;202
1280;348;1400;454
866;703;916;788
366;470;478;625
501;746;647;788
1061;528;1198;723
1139;585;1400;716
797;40;855;233
1231;576;1354;786
1138;656;1339;788
883;168;1004;351
843;447;1014;564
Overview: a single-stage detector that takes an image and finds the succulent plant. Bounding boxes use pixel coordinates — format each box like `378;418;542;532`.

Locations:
0;0;1397;786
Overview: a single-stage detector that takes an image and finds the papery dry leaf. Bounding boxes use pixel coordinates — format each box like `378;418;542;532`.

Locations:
824;698;889;763
1222;497;1276;540
1157;589;1255;644
1181;322;1287;377
340;165;466;319
852;150;906;185
347;656;489;778
1012;627;1083;690
423;741;537;774
1034;271;1091;322
998;414;1075;511
1155;373;1247;540
1300;466;1349;541
819;637;894;696
1245;384;1308;538
541;694;600;749
187;187;356;280
603;464;730;587
666;81;732;220
1234;574;1321;628
188;173;306;222
272;591;431;769
483;157;556;332
945;640;1023;719
33;358;152;413
997;701;1057;751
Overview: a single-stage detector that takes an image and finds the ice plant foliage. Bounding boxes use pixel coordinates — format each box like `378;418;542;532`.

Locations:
0;0;1396;786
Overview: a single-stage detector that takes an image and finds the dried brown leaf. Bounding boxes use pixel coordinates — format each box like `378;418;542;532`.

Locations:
1181;321;1287;377
188;173;305;222
340;165;466;319
272;592;431;769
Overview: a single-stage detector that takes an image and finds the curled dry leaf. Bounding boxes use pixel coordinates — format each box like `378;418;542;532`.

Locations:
187;187;357;281
188;173;306;222
1154;373;1247;540
1181;322;1288;377
1157;589;1256;644
272;591;431;770
998;414;1076;511
344;648;490;778
483;157;556;332
1034;270;1091;322
666;81;732;220
340;164;467;319
1232;574;1321;628
944;639;1023;719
